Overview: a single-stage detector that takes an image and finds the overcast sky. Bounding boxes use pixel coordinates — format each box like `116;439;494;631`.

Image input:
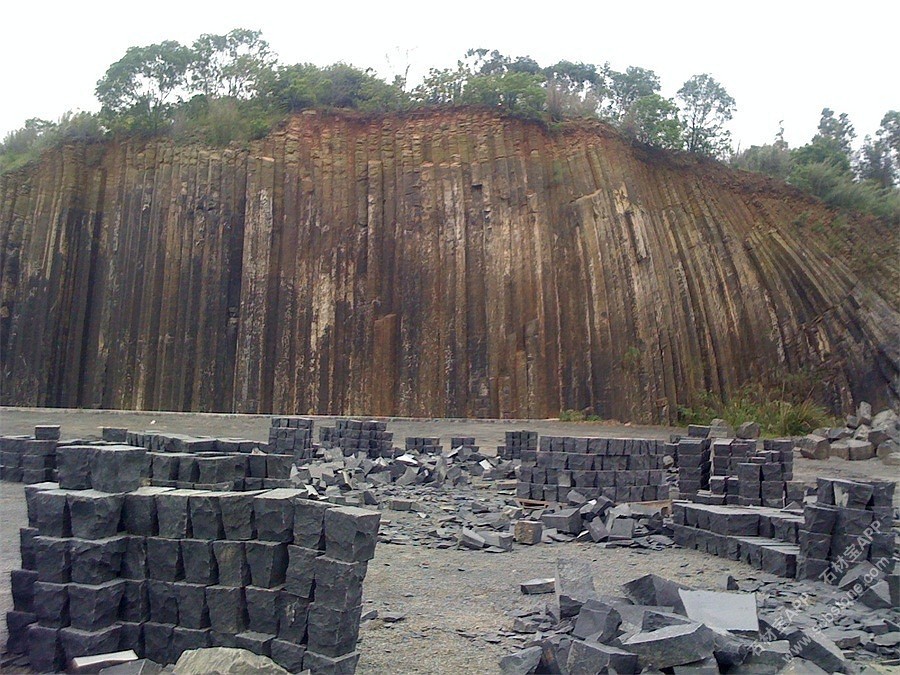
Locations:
2;0;896;150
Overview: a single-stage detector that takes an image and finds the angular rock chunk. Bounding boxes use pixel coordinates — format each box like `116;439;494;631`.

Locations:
323;506;380;563
622;622;716;669
555;557;597;618
567;641;638;675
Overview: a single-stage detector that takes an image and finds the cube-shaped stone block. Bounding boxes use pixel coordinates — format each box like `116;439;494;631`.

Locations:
68;490;124;540
68;580;125;631
59;624;121;661
90;446;147;493
25;488;71;537
307;603;363;658
313;557;367;611
176;582;211;629
57;446;97;490
246;586;280;634
324;506;380;563
213;540;250;587
34;536;71;583
245;541;289;588
206;585;246;634
69;536;127;585
146;537;183;581
181;539;218;585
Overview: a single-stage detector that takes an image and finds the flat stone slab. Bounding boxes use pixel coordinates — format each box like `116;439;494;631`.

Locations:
679;589;759;635
622;622;715;669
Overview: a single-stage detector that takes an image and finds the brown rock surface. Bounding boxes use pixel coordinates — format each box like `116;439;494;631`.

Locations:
1;109;897;420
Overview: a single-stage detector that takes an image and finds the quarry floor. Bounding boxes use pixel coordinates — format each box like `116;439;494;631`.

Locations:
0;408;897;674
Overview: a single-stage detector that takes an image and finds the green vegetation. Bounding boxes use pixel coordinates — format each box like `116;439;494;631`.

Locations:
559;409;603;423
2;29;898;229
731;109;900;223
677;383;833;437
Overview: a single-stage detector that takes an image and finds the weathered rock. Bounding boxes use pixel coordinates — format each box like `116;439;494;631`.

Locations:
555;557;597;618
623;573;689;613
173;647;288;674
572;599;621;642
499;646;543;675
622;623;716;669
520;578;555;595
567;641;638;675
513;520;542;545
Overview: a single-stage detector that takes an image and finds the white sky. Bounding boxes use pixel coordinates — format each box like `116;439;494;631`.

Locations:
2;0;897;149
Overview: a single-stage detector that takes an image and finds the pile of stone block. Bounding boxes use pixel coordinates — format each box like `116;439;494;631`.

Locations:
701;440;799;508
497;430;537;460
671;502;804;577
404;437;442;454
268;417;315;462
319;419;394;459
710;438;755;476
797;403;899;464
516;437;668;504
6;445;380;675
449;436;478;452
0;426;61;484
797;479;896;591
675;437;709;499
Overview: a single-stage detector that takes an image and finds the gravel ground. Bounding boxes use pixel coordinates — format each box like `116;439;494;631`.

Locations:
0;407;897;673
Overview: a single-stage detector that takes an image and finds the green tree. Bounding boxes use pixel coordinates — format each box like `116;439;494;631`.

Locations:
604;66;660;121
95;41;193;130
677;73;736;157
619;94;683;149
543;60;604;120
731;122;793;180
816;108;856;156
412;66;467;105
191;28;276;99
460;71;546;119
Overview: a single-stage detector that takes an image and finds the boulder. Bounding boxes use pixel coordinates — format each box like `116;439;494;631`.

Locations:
173;647;288;674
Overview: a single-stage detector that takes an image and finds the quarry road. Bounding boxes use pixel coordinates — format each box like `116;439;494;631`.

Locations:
0;408;896;673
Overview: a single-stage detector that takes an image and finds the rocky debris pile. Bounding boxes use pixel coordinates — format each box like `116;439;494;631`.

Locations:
0;425;61;484
319;419;394;459
7;460;381;675
500;567;900;674
797;403;899;464
516;437;669;504
798;479;896;592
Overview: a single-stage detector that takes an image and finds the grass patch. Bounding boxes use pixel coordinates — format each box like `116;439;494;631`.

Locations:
559;409;603;422
677;385;832;437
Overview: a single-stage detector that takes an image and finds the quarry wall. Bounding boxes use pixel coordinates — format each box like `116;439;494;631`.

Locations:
1;109;897;420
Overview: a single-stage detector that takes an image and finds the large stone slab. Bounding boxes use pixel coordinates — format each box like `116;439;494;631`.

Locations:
622;622;716;669
679;589;758;635
555;557;597;618
173;647;288;674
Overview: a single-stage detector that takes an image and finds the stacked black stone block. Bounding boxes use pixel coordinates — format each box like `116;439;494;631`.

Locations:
269;417;315;462
671;502;803;577
735;440;795;508
6;468;380;675
449;437;477;451
710;439;754;477
404;437;442;455
516;437;668;503
797;478;896;583
676;438;710;499
0;426;61;484
498;431;537;460
319;420;394;459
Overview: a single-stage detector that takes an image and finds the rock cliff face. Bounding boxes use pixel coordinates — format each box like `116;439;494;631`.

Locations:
1;109;897;420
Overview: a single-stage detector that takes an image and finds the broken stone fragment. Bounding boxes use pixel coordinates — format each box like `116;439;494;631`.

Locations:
623;573;689;613
566;641;638;675
623;622;716;669
520;578;555;595
572;599;621;642
173;647;288;674
555;557;597;618
513;520;542;545
499;645;543;675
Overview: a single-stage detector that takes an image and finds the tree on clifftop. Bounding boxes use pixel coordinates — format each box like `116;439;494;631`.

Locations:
191;29;275;99
677;73;736;158
96;41;193;131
